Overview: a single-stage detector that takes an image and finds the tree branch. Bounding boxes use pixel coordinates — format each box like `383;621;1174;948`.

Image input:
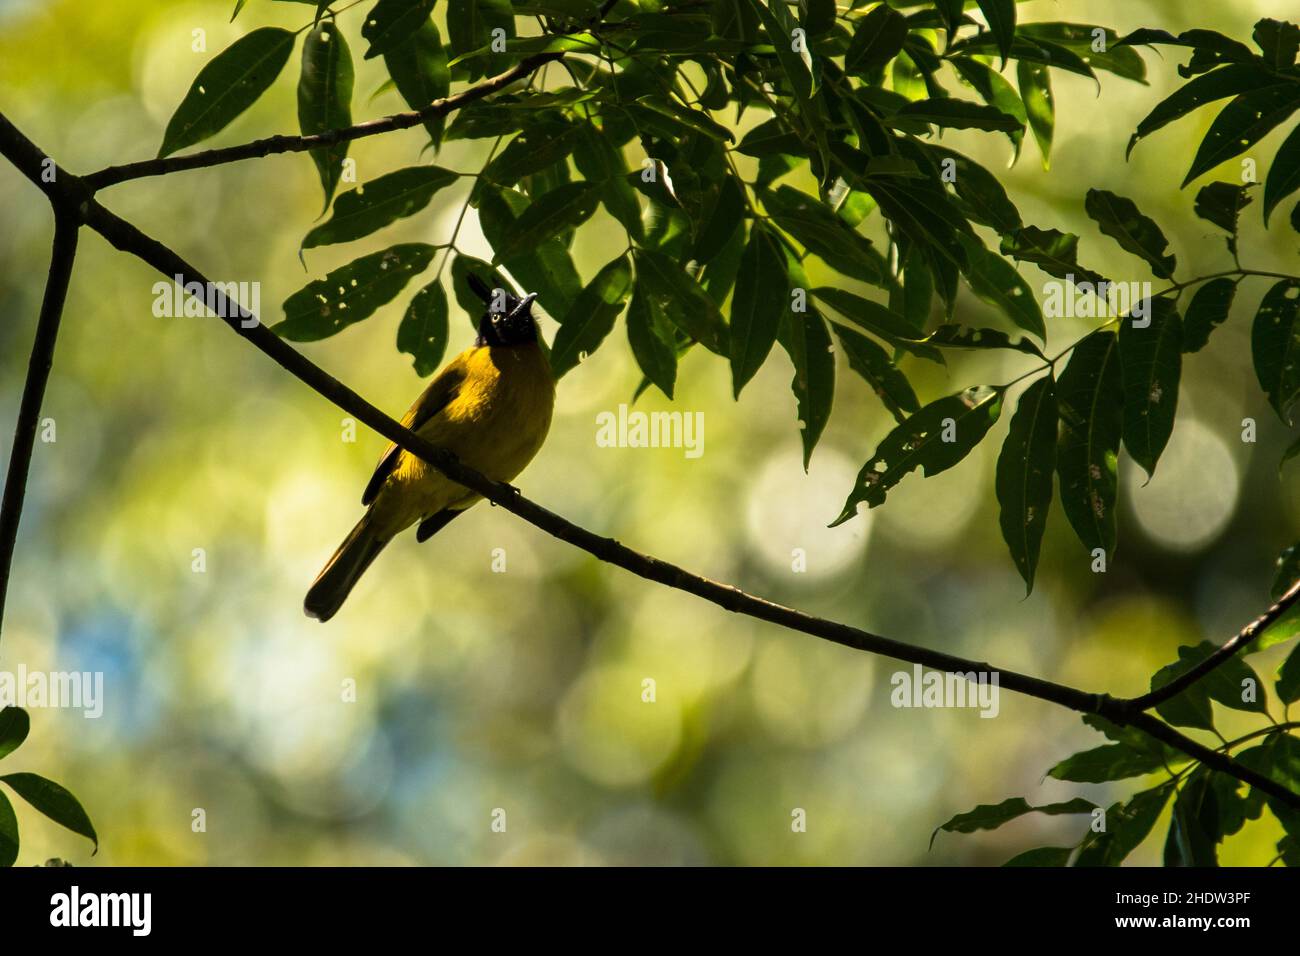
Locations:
0;211;79;638
1120;577;1300;713
82;52;564;192
2;109;1298;812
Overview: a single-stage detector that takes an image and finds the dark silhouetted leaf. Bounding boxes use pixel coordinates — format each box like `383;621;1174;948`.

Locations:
0;707;30;761
1085;189;1176;279
361;0;438;59
397;280;449;376
492;182;600;262
1182;278;1237;352
812;287;926;346
633;249;729;355
778;256;834;467
0;773;97;853
931;797;1095;847
844;3;907;76
1278;641;1300;704
159;27;296;157
1265;123;1300;225
1074;784;1174;867
1004;846;1071;866
1164;770;1220;866
626;286;678;399
447;0;518;77
832;322;919;424
926;324;1044;357
1254;18;1300;68
383;20;451;147
760;185;886;285
551;256;633;377
1127;64;1281;158
894;98;1022;132
1252;279;1300;424
1055;331;1122;557
303;166;459;248
276;243;437;340
450;254;516;327
484;119;583;186
975;0;1015;66
1049;742;1166;784
951;57;1024;156
1120;297;1183;477
929;146;1022;234
1000;226;1105;287
1019;23;1146;81
298;20;354;212
1194;181;1255;234
730;226;788;396
832;386;1002;524
1183;86;1300;187
478;185;582;315
746;0;814;101
996;376;1056;592
959;239;1044;340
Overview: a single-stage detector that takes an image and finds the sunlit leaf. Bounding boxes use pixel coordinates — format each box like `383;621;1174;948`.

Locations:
975;0;1015;67
1017;60;1053;169
0;708;29;761
361;0;438;59
383;20;451;147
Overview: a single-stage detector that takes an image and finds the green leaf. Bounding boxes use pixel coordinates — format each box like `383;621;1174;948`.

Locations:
633;249;729;356
1182;278;1237;353
844;2;907;76
492;182;600;263
1183;86;1300;187
759;185;886;285
478;185;582;315
832;322;919;424
1017;60;1053;169
926;324;1043;357
931;796;1096;848
1000;226;1105;288
361;0;438;60
746;0;814;102
1073;784;1174;867
159;27;296;157
1055;331;1122;558
1084;189;1176;279
573;124;644;242
1119;297;1183;477
484;119;584;186
1265;123;1300;225
800;0;836;37
450;30;596;67
1278;641;1300;704
996;376;1057;593
0;773;97;853
730;226;789;396
894;98;1022;132
383;20;451;148
1049;742;1166;784
551;256;633;377
0;789;16;867
812;288;926;346
1252;279;1300;424
1275;542;1300;600
778;256;834;468
1154;641;1269;729
693;174;747;263
626;286;678;399
1019;23;1145;82
302;166;459;248
275;243;437;340
397;280;449;377
298;20;354;212
1004;846;1071;867
950;56;1025;157
975;0;1015;67
447;0;517;77
928;146;1022;234
959;240;1044;340
832;386;1003;524
0;707;30;761
1164;770;1220;866
1127;64;1283;158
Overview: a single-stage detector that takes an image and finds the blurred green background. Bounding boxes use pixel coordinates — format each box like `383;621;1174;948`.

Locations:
1;0;1297;866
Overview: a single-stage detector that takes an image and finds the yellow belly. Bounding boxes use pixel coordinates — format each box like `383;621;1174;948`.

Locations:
372;343;554;536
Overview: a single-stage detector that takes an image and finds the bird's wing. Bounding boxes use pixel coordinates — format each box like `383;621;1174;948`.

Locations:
361;358;468;506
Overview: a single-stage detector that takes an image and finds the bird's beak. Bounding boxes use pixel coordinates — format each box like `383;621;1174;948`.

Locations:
510;292;539;317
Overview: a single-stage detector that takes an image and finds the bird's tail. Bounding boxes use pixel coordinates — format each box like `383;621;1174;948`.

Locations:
304;512;390;623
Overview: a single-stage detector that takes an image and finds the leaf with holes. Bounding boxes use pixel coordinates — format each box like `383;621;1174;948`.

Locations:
1055;331;1122;558
397;280;449;377
298;20;354;212
303;166;459;248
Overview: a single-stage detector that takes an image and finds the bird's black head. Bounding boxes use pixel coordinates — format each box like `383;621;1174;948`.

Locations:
469;273;539;348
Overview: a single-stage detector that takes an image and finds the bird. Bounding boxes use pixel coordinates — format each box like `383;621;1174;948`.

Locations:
304;275;555;622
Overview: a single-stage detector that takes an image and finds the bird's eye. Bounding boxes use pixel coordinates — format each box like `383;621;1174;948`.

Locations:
492;314;500;323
